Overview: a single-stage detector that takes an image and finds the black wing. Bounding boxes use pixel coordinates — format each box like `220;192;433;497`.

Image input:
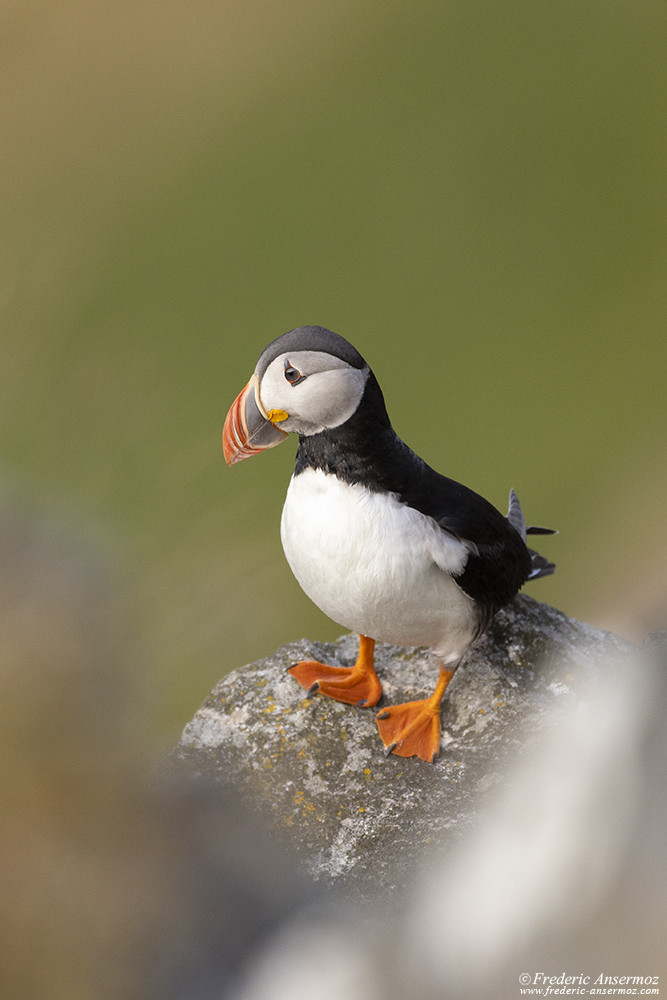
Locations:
354;430;549;614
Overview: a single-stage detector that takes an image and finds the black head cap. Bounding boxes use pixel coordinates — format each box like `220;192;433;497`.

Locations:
255;326;367;380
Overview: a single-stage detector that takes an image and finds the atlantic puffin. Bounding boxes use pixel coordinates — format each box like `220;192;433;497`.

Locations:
222;326;555;762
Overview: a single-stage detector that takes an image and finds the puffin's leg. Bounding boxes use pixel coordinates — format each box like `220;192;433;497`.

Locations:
375;663;457;763
288;634;382;708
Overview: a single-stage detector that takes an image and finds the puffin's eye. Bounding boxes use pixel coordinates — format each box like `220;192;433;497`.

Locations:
284;363;305;385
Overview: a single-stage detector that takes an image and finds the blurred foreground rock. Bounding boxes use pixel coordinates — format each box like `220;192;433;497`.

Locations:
168;595;630;899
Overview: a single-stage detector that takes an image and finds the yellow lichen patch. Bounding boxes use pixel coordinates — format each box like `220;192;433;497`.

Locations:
363;767;372;783
263;702;277;714
291;789;317;817
357;806;366;813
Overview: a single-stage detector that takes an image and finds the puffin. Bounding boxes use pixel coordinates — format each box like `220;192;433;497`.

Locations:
222;325;555;762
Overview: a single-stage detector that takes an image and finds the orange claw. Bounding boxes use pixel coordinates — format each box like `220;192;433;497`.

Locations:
376;666;455;762
288;635;382;708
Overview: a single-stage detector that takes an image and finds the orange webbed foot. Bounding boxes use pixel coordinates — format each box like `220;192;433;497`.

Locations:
288;635;382;708
376;666;455;763
376;699;441;762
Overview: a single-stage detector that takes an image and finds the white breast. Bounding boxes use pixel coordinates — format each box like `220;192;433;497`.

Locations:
280;468;477;663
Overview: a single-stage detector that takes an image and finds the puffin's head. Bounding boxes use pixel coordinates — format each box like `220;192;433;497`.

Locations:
222;326;370;465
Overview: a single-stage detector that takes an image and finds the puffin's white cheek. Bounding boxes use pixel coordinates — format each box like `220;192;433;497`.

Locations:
292;368;367;433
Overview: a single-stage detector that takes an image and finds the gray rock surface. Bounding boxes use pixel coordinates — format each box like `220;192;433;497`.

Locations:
169;595;630;898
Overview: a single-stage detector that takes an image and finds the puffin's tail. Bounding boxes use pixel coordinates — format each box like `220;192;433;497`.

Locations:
507;488;557;580
526;546;556;580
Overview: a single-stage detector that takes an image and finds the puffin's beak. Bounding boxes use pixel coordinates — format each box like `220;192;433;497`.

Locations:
222;373;288;466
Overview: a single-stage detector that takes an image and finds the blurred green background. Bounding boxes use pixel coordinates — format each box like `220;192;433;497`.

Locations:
2;0;666;749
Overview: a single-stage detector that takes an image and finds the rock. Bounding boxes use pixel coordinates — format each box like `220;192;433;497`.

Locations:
168;595;630;899
240;635;666;1000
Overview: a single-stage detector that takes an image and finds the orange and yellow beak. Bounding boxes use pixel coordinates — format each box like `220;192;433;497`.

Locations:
222;373;289;466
